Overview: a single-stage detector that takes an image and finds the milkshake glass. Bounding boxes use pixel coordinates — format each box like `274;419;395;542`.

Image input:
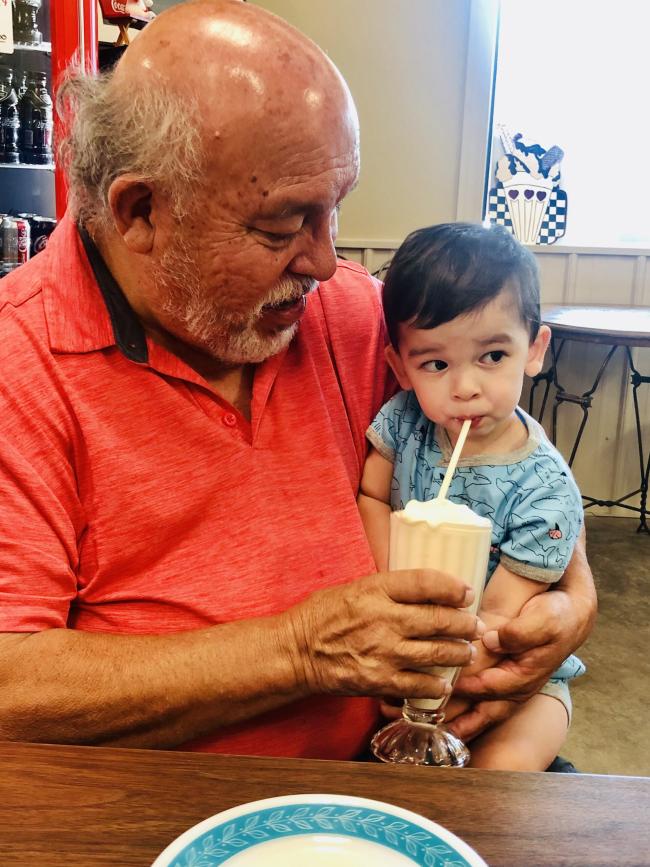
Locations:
371;497;492;767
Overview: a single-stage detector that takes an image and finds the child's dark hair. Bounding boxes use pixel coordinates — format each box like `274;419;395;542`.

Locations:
382;223;541;349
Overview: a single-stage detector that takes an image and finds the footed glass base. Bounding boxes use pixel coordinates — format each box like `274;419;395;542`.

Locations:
371;710;470;767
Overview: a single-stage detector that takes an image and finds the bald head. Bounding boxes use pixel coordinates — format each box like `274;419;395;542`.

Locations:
59;0;359;230
114;0;358;161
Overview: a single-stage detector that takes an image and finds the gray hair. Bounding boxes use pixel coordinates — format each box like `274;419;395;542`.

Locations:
57;68;204;231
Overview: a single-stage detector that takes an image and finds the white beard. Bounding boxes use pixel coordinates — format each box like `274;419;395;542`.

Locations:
155;235;316;364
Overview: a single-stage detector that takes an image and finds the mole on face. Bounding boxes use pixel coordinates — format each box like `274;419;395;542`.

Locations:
262;190;269;197
250;175;258;184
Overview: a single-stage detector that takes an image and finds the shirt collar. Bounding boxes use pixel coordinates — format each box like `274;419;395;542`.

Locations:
41;212;147;362
77;225;148;363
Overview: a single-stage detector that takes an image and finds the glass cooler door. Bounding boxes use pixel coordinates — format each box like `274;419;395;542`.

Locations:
1;0;97;275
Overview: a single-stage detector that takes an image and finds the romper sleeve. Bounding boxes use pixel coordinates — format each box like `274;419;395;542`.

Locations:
499;450;583;583
365;390;413;463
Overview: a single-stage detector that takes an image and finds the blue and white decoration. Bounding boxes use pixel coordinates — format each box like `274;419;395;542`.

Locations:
487;125;568;245
488;186;567;245
152;795;488;867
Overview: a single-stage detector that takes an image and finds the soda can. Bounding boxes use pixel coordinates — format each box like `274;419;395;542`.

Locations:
1;216;19;273
30;216;56;256
15;217;31;264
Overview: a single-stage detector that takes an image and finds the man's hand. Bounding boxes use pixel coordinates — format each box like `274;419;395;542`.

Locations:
448;532;596;741
286;569;483;702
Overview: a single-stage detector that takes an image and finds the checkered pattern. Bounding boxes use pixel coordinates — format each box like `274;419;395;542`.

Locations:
487;186;567;244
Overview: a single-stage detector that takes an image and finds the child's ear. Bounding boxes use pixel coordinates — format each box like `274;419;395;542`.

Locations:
525;324;551;377
385;344;413;391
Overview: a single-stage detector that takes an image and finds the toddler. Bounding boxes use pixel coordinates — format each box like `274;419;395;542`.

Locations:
358;223;585;771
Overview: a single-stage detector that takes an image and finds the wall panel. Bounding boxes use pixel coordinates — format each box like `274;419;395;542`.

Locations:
573;256;637;306
537;254;571;304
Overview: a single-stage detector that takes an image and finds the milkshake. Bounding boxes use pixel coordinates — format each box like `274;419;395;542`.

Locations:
371;419;494;765
388;498;492;711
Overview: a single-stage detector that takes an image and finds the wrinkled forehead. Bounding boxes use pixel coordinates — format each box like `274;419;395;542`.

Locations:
201;92;360;212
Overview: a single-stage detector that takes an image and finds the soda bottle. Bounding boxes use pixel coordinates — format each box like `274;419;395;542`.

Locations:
0;65;20;165
13;0;43;46
15;70;28;99
19;71;53;165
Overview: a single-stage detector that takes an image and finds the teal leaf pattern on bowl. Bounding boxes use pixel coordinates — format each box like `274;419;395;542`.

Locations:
170;804;473;866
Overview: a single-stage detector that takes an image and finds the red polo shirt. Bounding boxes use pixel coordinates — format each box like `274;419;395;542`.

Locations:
0;214;391;759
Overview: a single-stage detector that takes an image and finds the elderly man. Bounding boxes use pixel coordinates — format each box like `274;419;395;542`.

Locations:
0;0;595;759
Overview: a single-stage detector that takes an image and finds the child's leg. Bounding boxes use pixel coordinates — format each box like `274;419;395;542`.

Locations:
466;694;568;771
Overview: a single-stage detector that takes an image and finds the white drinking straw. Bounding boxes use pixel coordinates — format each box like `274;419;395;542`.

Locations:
437;419;472;501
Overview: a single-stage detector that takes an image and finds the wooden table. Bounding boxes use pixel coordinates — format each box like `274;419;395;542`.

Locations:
530;304;650;531
2;741;649;866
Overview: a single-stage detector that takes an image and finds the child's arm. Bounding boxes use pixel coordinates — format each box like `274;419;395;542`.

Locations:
481;563;551;622
444;565;551;720
357;447;394;571
459;565;550;676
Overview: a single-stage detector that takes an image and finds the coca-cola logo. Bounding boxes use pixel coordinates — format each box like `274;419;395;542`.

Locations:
34;235;49;253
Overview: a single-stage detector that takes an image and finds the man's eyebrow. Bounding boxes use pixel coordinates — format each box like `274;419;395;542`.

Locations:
346;177;359;196
269;202;308;219
264;178;359;219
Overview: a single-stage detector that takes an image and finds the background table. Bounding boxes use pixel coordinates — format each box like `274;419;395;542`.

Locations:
529;304;650;532
1;741;649;866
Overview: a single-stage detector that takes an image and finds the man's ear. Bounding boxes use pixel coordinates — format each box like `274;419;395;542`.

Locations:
525;324;552;377
107;176;156;254
385;344;413;391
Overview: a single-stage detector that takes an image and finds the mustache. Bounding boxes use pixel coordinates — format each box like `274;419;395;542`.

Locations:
259;276;318;311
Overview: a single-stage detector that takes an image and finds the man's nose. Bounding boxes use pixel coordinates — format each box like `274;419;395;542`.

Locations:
287;218;338;282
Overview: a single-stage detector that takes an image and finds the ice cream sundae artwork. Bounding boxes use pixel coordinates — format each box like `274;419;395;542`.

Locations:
487;125;567;245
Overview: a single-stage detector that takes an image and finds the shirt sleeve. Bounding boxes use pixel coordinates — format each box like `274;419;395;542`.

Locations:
365;390;412;462
0;311;84;631
499;451;583;583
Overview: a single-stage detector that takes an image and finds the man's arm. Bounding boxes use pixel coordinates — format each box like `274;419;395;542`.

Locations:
0;568;482;748
449;528;596;741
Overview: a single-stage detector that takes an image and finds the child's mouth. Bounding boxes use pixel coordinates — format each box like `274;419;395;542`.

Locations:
453;416;483;429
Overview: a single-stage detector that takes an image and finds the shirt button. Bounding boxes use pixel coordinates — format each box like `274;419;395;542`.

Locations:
222;413;237;427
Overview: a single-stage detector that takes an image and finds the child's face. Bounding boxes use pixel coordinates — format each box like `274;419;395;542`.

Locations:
386;287;550;443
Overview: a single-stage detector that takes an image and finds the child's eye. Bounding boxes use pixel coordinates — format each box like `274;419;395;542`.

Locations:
481;350;506;364
421;359;448;372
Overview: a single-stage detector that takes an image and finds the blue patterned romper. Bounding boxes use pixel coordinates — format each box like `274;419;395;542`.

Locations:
367;390;586;721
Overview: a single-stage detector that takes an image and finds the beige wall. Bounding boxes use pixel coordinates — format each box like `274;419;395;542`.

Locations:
254;0;471;244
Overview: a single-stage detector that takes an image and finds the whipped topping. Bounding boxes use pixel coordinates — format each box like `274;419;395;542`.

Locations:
399;497;492;529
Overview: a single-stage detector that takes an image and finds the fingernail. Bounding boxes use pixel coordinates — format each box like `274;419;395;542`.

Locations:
443;681;453;695
483;629;500;651
463;588;475;606
469;644;477;660
475;618;486;636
